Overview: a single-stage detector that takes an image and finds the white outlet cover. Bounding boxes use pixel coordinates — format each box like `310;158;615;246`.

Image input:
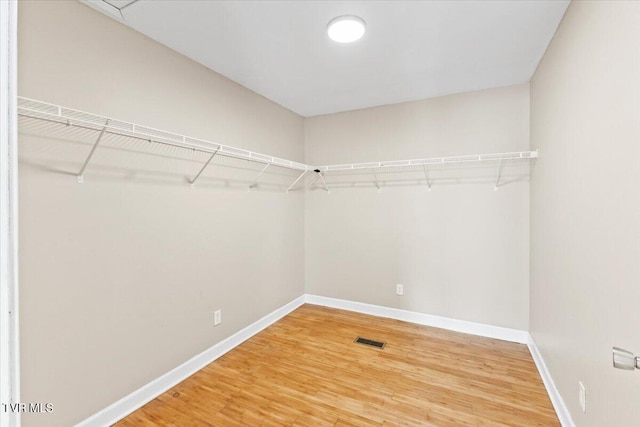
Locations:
578;381;586;413
396;284;404;296
214;309;222;326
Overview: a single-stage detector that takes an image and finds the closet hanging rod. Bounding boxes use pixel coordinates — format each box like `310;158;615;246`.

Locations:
17;97;312;172
318;150;538;172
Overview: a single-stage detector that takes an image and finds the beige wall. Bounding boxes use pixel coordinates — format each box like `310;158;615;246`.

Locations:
25;1;640;426
530;1;640;425
305;84;531;330
18;1;305;426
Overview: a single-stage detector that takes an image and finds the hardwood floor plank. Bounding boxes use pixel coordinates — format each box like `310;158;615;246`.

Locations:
115;304;560;426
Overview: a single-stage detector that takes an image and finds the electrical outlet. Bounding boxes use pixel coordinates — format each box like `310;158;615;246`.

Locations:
396;284;403;296
214;309;222;326
578;381;586;413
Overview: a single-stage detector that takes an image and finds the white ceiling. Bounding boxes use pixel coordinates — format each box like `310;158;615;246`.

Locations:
84;0;569;117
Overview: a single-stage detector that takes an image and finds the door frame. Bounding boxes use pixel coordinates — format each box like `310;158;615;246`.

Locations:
0;0;20;426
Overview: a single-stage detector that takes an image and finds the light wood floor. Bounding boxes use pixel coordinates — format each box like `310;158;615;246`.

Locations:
116;305;559;426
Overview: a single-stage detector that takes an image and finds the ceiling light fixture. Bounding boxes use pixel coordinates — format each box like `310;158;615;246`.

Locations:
327;15;366;43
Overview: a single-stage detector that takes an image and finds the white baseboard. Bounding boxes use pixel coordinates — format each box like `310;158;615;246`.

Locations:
75;295;306;427
305;294;529;344
77;294;565;427
306;295;571;424
527;334;575;427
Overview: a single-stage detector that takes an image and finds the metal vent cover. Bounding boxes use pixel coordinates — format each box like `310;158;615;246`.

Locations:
354;337;386;349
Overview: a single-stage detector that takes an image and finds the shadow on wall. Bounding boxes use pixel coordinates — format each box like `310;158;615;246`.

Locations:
19;114;533;193
309;161;532;193
18;115;303;193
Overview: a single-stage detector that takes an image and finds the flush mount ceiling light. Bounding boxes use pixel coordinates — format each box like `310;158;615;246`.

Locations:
327;15;366;43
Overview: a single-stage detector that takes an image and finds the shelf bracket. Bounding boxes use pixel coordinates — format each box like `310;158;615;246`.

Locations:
287;170;308;192
494;158;504;191
307;170;329;193
422;164;432;191
248;163;270;190
190;149;218;188
317;171;330;193
306;173;321;189
372;169;381;193
77;119;110;183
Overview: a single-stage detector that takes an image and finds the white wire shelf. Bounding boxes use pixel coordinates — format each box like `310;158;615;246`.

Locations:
318;150;537;172
17;97;311;173
17;97;538;191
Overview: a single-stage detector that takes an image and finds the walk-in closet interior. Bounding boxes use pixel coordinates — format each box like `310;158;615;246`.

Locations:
1;1;638;426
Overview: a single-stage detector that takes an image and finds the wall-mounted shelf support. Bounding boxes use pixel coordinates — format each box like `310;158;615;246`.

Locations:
18;97;539;193
17;96;311;190
287;170;308;192
190;149;219;188
77;119;109;184
307;170;330;193
248;163;270;190
307;173;320;189
317;171;330;193
494;158;504;191
372;169;381;192
422;164;432;191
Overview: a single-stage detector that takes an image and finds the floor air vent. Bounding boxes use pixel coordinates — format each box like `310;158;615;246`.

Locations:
354;337;386;349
